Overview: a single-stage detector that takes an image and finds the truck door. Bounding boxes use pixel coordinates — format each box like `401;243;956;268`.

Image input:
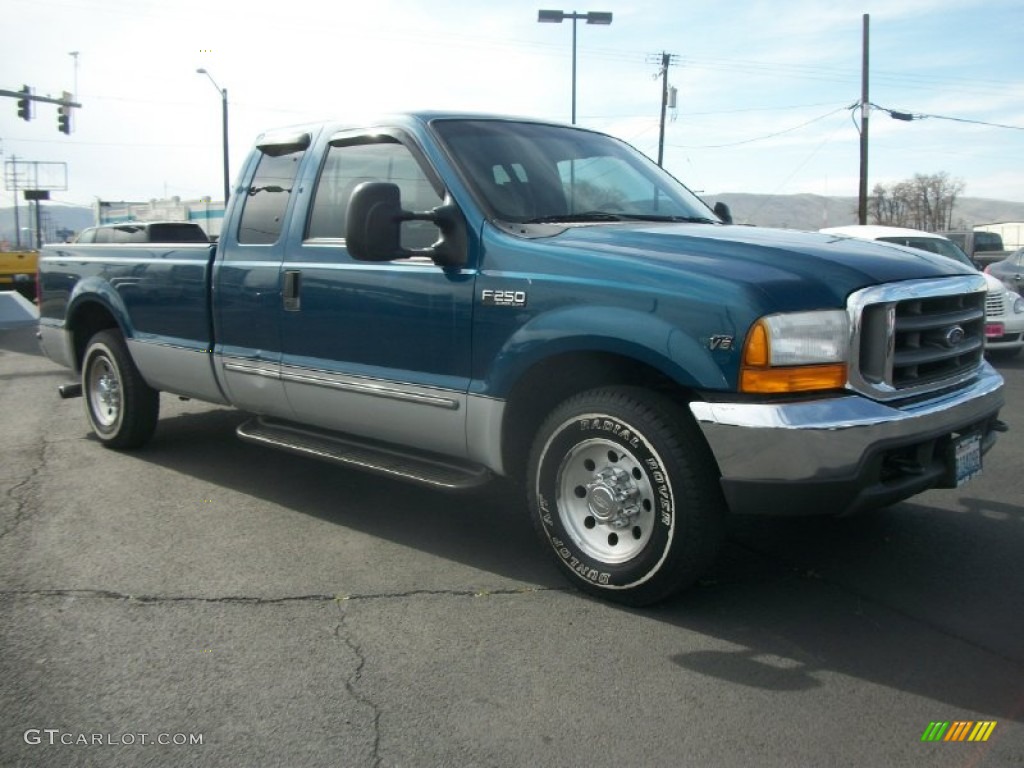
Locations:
279;130;474;458
212;131;310;418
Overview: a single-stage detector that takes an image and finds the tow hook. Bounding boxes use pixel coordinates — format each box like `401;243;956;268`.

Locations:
58;383;83;399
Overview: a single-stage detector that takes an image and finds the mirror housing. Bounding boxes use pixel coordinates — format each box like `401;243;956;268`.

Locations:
345;182;467;268
713;201;733;225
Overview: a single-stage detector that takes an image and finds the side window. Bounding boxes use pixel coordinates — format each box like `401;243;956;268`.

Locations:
238;148;307;245
306;138;442;250
94;227;112;244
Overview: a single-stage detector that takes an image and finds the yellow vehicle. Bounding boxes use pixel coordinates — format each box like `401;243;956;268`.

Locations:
0;250;38;300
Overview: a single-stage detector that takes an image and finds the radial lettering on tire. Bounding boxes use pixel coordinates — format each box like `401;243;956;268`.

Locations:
535;413;675;590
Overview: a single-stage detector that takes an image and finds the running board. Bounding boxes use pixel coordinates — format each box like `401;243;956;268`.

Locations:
236;417;493;491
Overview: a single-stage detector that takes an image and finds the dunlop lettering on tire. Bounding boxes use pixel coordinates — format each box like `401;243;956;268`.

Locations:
527;386;724;606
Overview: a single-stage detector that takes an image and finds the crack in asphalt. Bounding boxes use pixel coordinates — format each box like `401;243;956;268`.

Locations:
1;435;47;541
0;584;557;767
334;606;382;768
0;586;559;604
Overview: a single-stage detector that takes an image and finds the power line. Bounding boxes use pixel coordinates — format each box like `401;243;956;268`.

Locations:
5;136;209;148
667;105;851;149
870;102;1024;131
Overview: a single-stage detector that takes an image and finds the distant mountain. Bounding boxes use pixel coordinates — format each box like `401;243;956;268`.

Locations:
0;202;93;246
711;193;1024;232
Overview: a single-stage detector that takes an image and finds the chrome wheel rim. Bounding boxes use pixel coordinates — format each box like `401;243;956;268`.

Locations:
87;353;122;430
555;438;656;563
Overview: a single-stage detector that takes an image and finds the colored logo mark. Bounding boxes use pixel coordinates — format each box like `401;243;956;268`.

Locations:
921;721;997;742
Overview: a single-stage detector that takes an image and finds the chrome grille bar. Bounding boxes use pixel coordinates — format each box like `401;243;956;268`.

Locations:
847;275;988;401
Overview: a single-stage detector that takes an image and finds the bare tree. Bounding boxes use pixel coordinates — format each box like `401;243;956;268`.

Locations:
869;173;964;231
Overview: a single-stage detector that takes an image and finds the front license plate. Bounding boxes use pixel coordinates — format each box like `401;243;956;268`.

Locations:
953;433;982;487
985;322;1005;338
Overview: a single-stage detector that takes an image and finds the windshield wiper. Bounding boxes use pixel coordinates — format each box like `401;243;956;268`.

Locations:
522;212;625;223
614;213;718;223
522;211;718;224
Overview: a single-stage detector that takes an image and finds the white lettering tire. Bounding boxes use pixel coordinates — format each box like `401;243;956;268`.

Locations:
527;387;724;606
82;330;159;449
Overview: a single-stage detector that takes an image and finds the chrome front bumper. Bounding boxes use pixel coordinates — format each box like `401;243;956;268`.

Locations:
689;363;1005;516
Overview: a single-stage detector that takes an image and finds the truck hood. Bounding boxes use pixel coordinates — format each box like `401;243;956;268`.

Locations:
531;222;976;310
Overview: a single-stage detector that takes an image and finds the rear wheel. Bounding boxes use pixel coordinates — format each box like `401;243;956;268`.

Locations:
82;330;159;449
527;386;725;606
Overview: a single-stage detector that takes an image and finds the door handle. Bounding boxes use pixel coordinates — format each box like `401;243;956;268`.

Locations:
283;269;301;311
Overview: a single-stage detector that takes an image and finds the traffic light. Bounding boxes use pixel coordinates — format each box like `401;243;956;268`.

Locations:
57;91;73;134
16;85;31;120
57;92;72;134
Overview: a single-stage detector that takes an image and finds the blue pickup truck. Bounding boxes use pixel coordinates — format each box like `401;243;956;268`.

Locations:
37;113;1006;605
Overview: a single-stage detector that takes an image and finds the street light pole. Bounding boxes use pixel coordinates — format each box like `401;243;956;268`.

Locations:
538;10;612;125
857;14;870;225
68;51;79;99
196;68;230;206
571;14;578;124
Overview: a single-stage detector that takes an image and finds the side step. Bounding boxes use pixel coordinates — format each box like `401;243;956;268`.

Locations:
236;417;493;491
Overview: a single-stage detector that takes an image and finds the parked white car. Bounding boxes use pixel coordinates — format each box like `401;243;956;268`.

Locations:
820;225;1024;357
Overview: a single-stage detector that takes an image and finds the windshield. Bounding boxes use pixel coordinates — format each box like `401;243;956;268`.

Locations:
877;236;975;268
431;119;716;224
974;231;1003;251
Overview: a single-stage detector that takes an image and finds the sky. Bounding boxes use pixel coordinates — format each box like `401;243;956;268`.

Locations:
1;0;1022;211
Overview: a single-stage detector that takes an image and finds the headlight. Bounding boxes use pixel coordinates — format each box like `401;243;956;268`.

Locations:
740;309;849;393
1014;295;1024;314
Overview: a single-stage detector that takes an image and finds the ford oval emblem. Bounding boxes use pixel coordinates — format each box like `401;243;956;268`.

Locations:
944;325;966;347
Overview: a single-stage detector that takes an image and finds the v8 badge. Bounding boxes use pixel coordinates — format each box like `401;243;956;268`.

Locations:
708;335;734;351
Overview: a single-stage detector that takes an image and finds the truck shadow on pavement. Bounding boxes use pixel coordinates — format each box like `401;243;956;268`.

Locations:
127;403;1024;726
659;508;1024;725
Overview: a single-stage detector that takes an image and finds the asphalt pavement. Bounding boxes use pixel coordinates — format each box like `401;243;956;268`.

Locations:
1;325;1021;767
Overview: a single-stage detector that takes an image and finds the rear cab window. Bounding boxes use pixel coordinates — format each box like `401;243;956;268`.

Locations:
236;134;311;245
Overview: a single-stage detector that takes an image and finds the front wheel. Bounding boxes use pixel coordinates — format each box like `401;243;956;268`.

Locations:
82;330;159;449
527;387;724;606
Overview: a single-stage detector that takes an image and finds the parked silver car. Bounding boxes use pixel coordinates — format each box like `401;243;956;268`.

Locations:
986;248;1024;295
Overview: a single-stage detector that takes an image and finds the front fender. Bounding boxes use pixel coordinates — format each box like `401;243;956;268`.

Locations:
478;305;730;397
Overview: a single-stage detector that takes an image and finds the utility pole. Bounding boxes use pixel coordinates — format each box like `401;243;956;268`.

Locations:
649;52;679;167
11;156;20;249
858;13;870;225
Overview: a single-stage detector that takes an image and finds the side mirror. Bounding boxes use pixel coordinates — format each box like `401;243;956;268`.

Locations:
713;201;733;225
345;182;467;268
346;182;402;261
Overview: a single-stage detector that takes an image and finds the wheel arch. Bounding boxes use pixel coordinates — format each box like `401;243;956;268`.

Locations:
500;348;711;482
66;296;128;372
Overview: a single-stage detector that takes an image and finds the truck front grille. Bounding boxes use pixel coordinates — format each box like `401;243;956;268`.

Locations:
848;276;988;400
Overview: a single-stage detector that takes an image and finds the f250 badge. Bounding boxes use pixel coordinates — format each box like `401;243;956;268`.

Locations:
481;289;527;307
